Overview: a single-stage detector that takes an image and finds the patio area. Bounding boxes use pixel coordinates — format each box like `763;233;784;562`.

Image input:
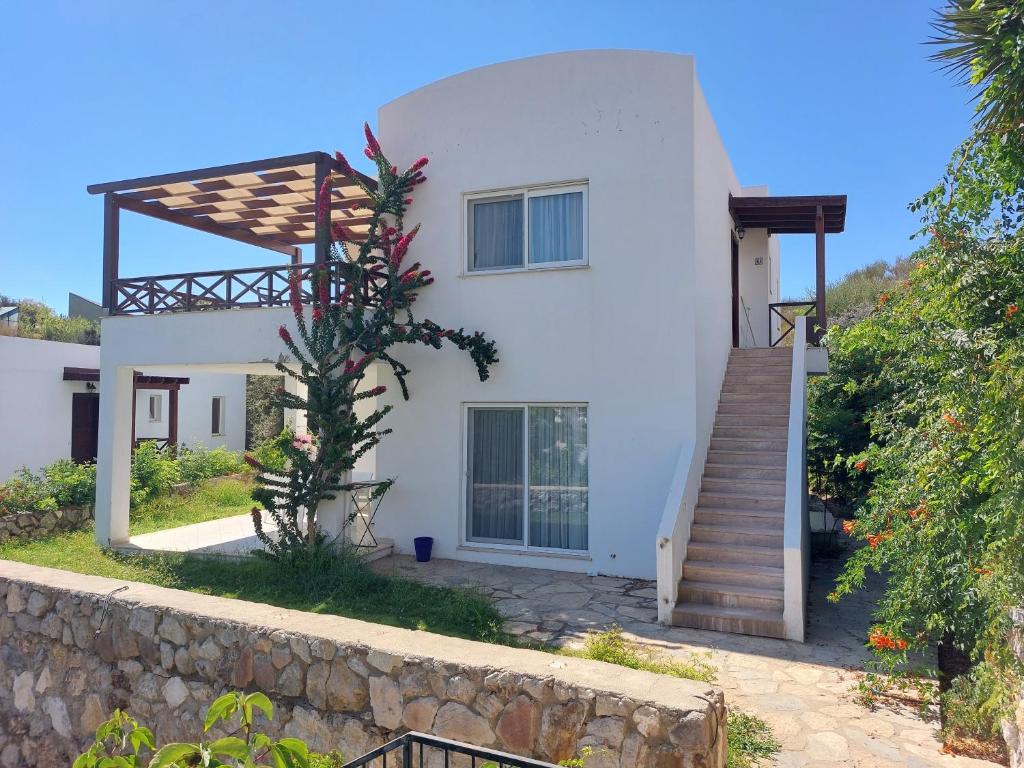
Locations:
372;550;999;768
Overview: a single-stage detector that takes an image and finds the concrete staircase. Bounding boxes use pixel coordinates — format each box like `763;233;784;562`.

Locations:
672;346;792;639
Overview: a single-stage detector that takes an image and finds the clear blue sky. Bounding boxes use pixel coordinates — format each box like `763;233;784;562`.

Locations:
0;1;975;309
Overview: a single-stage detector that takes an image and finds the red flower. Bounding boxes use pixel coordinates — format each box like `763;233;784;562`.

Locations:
289;272;303;319
389;225;420;268
278;325;292;344
404;197;413;205
941;413;965;431
318;270;330;307
1007;303;1019;321
243;454;266;472
312;307;323;323
332;224;353;242
367;385;387;397
878;293;889;304
908;503;928;520
868;630;908;651
316;174;333;223
409;156;429;173
334;151;354;176
364;122;381;157
854;459;868;472
842;520;856;535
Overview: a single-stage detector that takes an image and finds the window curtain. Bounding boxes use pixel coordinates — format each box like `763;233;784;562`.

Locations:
471;197;523;270
467;408;524;543
529;191;584;264
528;406;588;550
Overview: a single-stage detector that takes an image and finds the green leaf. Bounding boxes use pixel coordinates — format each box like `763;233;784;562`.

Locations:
243;692;274;723
149;743;202;767
204;693;240;731
207;737;250;759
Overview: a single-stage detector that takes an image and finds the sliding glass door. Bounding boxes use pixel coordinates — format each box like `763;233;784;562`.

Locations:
466;405;588;551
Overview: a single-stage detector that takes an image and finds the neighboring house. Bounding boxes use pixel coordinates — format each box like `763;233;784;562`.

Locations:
0;334;247;481
86;51;843;640
0;306;18;329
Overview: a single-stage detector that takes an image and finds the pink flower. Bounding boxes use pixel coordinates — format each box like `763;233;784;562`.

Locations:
404;197;413;205
332;223;353;242
409;156;429;173
389;225;420;268
364;122;382;157
364;147;374;160
367;385;387;397
278;325;292;344
334;151;354;176
316;174;332;223
289;272;302;319
312;307;323;323
318;270;330;307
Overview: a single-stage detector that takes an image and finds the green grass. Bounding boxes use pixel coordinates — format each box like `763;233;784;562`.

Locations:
727;711;782;768
560;625;718;683
0;480;507;643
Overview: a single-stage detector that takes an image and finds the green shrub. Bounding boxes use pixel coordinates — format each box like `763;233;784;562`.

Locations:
0;468;57;515
727;711;781;768
42;459;96;507
941;662;1013;743
562;625;717;683
250;427;294;474
176;445;247;485
130;442;181;506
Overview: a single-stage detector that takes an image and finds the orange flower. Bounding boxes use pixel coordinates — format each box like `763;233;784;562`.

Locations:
915;261;926;270
908;503;928;520
866;534;882;548
868;630;908;651
854;459;868;472
842;520;857;535
974;567;992;577
878;293;889;304
941;413;965;431
1007;303;1019;321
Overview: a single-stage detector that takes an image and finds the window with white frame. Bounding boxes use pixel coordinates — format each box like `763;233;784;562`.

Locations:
466;183;587;272
211;396;226;436
147;394;162;422
465;404;588;551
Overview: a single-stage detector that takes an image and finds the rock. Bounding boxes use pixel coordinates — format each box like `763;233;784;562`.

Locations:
160;642;175;671
271;644;292;670
619;732;650;768
434;702;495;746
326;659;368;711
540;700;588;762
496;695;541;754
13;671;35;712
398;667;432;698
522;677;554;703
158;615;188;645
309;637;335;660
5;586;24;613
0;745;19;768
112;621;140;659
128;608;157;637
633;705;663;739
174;646;195;675
306;661;329;709
198;637;222;662
367;650;401;674
403;696;440;732
162;677;189;709
667;711;709;751
43;697;72;737
596;695;632;718
232;647;254;687
253;654;276;692
279;660;305;697
34;666;52;694
81;694;106;733
26;591;51;618
475;692;505;723
289;636;311;664
445;675;477;705
286;706;332;753
585;716;626;749
369;675;403;730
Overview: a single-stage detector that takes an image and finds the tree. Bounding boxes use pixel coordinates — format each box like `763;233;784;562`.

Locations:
246;125;498;563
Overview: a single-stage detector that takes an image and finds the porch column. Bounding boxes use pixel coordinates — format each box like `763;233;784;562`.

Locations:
168;387;179;448
815;205;826;334
317;472;350;549
95;366;133;546
101;193;120;312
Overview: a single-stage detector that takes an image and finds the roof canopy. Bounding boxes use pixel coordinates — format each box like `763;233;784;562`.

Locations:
729;194;847;235
87;152;376;256
63;368;190;388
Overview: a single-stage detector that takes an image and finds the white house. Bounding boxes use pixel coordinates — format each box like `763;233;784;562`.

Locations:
87;51;844;640
0;334;247;481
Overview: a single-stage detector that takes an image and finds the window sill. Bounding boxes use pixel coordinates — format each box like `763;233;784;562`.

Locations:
460;264;590;278
457;544;591;561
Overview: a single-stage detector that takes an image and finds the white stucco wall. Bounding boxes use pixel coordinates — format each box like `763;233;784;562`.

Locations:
371;51;698;578
0;337;100;480
134;373;246;451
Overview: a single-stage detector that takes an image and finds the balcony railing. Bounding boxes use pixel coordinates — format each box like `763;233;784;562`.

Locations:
342;732;559;768
110;260;386;316
769;301;819;347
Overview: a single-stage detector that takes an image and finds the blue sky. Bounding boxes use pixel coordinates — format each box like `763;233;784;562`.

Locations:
0;1;975;309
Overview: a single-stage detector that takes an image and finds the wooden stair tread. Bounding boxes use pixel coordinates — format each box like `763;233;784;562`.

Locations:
691;522;784;537
678;578;784;599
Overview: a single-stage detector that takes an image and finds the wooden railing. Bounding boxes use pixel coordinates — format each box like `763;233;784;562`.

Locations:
111;260;386;316
769;301;818;347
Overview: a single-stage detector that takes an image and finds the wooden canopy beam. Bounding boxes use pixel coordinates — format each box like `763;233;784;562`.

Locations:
815;205;826;336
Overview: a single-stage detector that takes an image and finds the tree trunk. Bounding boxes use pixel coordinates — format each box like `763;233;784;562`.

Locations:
937;630;972;728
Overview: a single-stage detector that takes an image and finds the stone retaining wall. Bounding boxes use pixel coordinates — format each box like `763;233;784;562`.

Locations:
0;562;726;767
0;505;91;544
1007;607;1024;768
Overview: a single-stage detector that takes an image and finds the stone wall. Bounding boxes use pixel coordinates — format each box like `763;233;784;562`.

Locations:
0;505;91;544
0;562;726;767
1006;607;1024;768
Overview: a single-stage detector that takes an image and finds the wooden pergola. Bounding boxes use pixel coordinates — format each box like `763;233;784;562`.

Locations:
87;152;376;309
729;194;847;335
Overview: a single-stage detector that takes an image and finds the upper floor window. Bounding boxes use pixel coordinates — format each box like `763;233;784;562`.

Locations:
211;396;226;436
466;183;588;273
148;394;162;422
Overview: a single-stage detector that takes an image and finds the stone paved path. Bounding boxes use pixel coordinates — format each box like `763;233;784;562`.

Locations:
373;552;999;768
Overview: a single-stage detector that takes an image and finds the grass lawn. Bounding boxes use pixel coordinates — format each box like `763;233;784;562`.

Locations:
0;478;508;643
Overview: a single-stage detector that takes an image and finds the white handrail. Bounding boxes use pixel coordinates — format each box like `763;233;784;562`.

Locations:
782;318;810;641
655;437;703;623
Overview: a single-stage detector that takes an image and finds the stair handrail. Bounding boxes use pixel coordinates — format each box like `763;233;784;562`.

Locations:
655;437;703;623
782;317;810;641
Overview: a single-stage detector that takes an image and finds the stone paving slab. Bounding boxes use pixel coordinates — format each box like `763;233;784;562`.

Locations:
372;552;999;768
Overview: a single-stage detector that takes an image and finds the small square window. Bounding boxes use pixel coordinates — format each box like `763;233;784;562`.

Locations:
468;194;524;271
148;394;162;423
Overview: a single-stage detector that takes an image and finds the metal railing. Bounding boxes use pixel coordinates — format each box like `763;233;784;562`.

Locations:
343;732;559;768
111;260;387;316
769;301;817;347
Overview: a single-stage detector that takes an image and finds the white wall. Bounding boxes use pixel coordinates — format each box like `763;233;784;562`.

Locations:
0;337;100;480
134;373;246;451
373;51;697;578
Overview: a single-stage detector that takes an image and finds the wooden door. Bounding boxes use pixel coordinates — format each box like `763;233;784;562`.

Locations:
71;393;100;463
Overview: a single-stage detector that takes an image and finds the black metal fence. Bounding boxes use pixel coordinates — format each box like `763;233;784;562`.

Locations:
342;732;559;768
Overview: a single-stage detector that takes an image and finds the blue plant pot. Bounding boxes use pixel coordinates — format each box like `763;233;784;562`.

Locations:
413;536;433;563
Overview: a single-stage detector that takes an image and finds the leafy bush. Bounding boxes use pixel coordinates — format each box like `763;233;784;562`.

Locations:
249;427;294;474
42;459;96;507
0;468;57;515
74;690;335;767
176;445;247;485
727;711;781;768
130;442;181;506
940;661;1013;744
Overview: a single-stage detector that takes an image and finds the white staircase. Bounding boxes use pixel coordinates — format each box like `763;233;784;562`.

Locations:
672;346;792;638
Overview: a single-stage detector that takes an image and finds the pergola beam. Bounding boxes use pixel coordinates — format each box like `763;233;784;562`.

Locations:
815;205;826;336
